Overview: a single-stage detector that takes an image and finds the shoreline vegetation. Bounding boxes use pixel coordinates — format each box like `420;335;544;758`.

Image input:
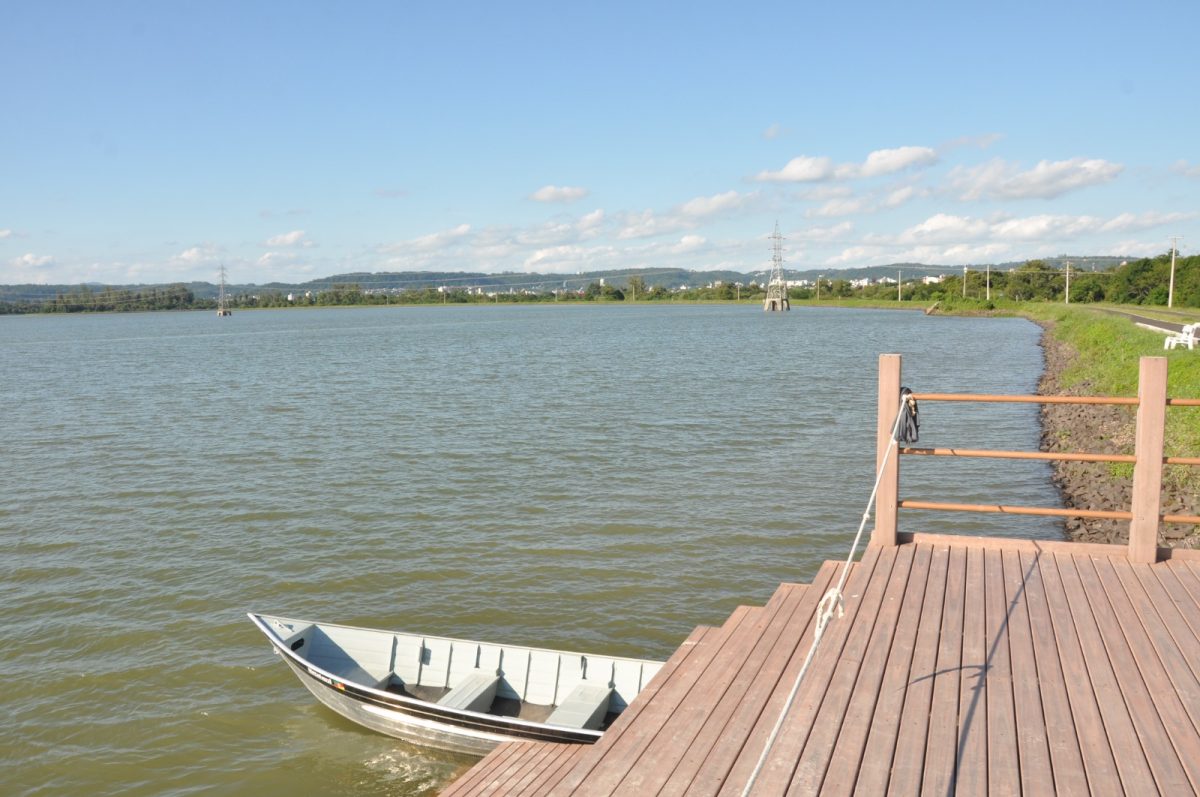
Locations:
1024;305;1200;548
3;282;1196;548
2;252;1197;315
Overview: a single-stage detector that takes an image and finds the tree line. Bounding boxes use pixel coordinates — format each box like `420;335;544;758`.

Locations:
2;253;1197;314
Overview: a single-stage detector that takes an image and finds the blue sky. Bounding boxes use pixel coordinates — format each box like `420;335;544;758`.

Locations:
2;1;1198;285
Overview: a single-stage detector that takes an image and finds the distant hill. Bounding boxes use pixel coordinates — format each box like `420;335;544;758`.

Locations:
0;256;1139;301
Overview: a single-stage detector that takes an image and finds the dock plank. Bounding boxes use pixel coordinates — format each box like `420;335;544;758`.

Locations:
620;584;812;794
920;544;967;796
1098;558;1200;791
793;544;915;795
447;540;1200;796
651;585;816;797
954;546;988;797
509;743;582;795
715;549;886;795
546;612;753;795
884;543;950;797
1051;553;1159;794
481;743;558;796
442;741;525;796
1019;550;1090;795
1073;555;1190;793
1035;551;1126;797
675;561;841;796
998;549;1054;796
842;543;933;795
1136;564;1200;719
824;543;927;796
981;548;1021;796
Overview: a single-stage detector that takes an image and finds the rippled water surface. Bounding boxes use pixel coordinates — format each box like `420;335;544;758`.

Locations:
1;305;1062;795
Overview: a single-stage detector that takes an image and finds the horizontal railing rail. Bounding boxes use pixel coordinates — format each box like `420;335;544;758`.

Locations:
873;354;1200;563
911;392;1200;407
898;446;1200;466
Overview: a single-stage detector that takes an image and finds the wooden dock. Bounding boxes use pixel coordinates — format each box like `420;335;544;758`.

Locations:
445;539;1200;795
444;355;1200;794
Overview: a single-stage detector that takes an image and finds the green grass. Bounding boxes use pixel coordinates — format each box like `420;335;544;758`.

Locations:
1016;304;1200;492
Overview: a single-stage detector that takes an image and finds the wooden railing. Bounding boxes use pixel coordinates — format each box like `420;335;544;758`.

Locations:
872;354;1200;563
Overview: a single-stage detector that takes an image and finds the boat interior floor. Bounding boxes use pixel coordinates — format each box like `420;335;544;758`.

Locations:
381;682;578;725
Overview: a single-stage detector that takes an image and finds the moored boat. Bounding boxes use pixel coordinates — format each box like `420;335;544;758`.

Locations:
248;613;664;756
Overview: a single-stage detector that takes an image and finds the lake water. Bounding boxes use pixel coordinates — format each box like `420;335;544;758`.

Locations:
1;304;1062;796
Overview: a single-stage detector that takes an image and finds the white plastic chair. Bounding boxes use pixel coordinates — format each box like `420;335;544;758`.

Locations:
1165;323;1199;350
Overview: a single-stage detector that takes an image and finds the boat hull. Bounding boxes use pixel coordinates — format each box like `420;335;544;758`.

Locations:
280;655;597;756
249;613;661;756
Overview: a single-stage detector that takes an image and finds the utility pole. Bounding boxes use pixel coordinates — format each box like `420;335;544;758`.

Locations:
1065;260;1071;305
816;275;822;301
763;222;789;311
897;270;902;302
1169;236;1183;308
963;266;968;299
216;265;232;316
986;263;991;301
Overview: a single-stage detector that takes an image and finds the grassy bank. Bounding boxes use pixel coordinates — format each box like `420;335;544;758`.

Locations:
1011;304;1200;501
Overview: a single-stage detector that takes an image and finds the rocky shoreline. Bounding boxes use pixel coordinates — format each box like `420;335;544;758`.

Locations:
1037;322;1198;547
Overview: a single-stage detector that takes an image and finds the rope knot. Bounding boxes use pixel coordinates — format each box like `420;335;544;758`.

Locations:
815;588;845;634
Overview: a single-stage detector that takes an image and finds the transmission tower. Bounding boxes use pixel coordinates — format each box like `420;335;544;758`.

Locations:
217;265;232;316
763;222;789;312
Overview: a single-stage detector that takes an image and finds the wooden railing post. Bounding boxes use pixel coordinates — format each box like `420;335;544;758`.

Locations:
873;354;901;546
1129;356;1168;563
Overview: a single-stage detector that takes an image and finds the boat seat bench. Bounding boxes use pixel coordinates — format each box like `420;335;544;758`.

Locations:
437;671;501;712
547;683;613;730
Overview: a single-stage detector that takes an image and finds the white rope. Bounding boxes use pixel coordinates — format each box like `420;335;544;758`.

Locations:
740;395;908;796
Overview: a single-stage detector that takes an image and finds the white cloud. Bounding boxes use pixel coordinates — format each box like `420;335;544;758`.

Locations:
755;155;835;182
9;252;53;268
530;185;589;203
617;191;756;239
1170;160;1200;180
947;157;1123;200
858;146;938;178
793;185;855;202
265;230;315;247
897;213;990;244
257;251;292;267
788;221;854;243
1102;238;1172;258
617;210;672;239
522;244;617;272
756;146;936;183
406;223;472;252
763;123;783;140
679;190;753;217
670;235;707;253
174;243;220;264
1099;211;1195;232
0;229;12;240
990;214;1103;241
578;209;605;233
883;185;924;208
807;197;870;218
2;252;57;284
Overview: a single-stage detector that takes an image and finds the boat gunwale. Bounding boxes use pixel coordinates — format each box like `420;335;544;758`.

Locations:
252;611;663;668
248;612;652;740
